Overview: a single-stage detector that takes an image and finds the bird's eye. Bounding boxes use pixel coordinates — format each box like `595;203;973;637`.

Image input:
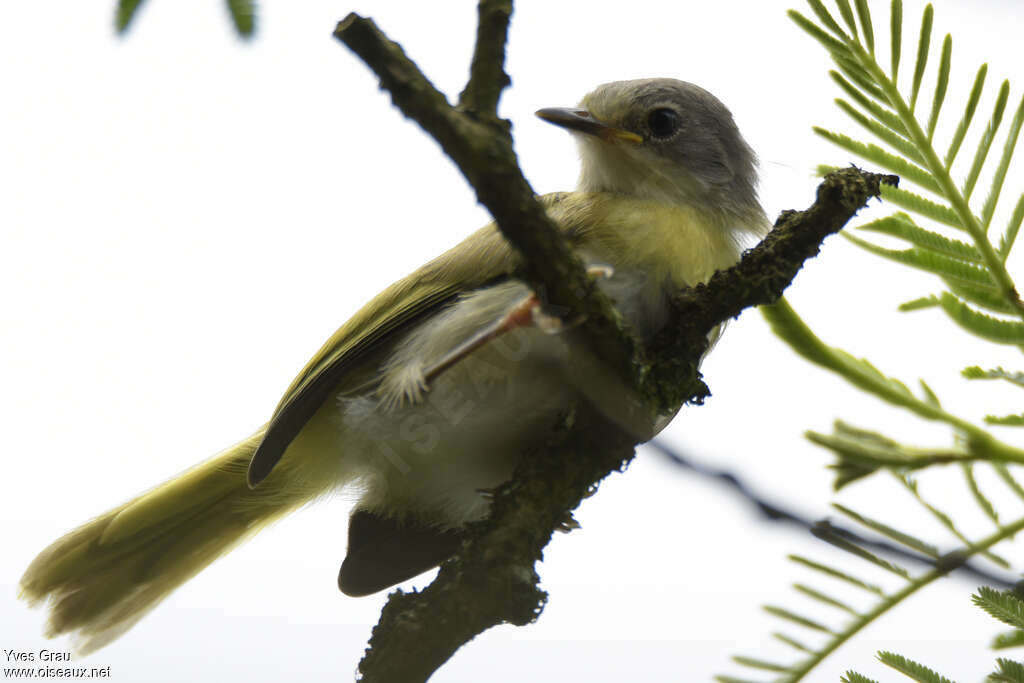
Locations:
646;108;680;139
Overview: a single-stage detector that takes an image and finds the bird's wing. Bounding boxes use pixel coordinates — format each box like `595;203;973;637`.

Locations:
247;193;576;486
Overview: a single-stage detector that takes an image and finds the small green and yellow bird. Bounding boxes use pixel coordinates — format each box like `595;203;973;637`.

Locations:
20;78;769;653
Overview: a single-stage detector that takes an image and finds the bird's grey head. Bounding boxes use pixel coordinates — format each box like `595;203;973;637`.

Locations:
537;78;763;223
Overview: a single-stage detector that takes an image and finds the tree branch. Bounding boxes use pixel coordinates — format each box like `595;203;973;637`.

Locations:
334;5;896;682
334;9;639;387
457;0;512;114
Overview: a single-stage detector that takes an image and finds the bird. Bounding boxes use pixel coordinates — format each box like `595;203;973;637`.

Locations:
19;78;769;654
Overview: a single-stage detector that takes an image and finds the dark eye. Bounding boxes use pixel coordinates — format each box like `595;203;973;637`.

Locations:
646;108;680;139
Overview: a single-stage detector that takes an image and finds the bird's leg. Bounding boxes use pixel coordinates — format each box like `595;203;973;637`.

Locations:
422;265;613;385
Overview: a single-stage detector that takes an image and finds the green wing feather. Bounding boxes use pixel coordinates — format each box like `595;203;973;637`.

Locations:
246;193;574;485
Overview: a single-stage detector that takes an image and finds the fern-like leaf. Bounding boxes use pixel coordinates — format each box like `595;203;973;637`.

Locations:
944;63;988;169
877;183;963;229
854;0;874;55
963;80;1011;202
993;464;1024;501
962;463;1000;524
843;673;880;683
925;34;952;141
962;367;1024;387
988;414;1024;427
790;9;851;55
843;233;997;289
999;194;1024;260
983;94;1024;230
811;521;911;579
115;0;147;34
763;605;835;634
837;99;927;163
815;128;941;193
908;3;933;113
989;657;1024;683
944;280;1018;314
855;213;981;261
831;71;909;136
993;630;1024;650
732;655;792;673
788;554;886;596
794;582;861;615
974;587;1024;630
774;632;815;653
937;293;1024;345
833;503;940;557
225;0;256;38
877;650;954;683
889;0;902;80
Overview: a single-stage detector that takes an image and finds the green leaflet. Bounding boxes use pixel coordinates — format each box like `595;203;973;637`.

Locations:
962;366;1024;387
731;655;791;673
918;379;941;407
944;280;1018;315
774;632;815;653
806;0;850;40
962;462;999;524
225;0;256;38
843;233;996;289
835;0;859;40
993;463;1024;501
925;34;952;141
990;657;1024;683
878;182;964;230
999;194;1024;260
992;630;1024;650
963;80;1011;202
974;587;1024;631
841;673;879;683
937;293;1024;345
854;0;874;55
814;128;940;192
908;3;933;112
855;213;981;261
899;296;939;312
983;95;1024;230
895;473;1011;568
763;605;835;633
794;583;860;615
944;63;988;169
987;414;1024;427
878;651;955;683
115;0;147;33
832;503;940;557
790;9;850;55
837;99;926;164
831;71;909;136
788;554;886;596
890;0;902;80
811;521;911;579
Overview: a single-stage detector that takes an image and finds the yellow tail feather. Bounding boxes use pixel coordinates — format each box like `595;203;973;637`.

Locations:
19;429;323;655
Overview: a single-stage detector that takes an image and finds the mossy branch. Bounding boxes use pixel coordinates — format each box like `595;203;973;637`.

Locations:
335;2;892;681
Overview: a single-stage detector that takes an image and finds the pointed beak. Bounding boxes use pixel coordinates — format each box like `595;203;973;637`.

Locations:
535;107;643;144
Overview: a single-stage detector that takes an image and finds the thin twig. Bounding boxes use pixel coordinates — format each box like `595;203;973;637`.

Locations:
457;0;512;114
646;441;1018;590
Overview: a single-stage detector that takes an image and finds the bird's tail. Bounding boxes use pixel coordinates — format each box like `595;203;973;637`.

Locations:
19;428;329;655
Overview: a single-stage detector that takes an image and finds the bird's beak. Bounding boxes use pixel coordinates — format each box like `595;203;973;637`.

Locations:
535;107;643;144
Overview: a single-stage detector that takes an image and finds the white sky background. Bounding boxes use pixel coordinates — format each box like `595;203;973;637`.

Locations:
3;0;1024;680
